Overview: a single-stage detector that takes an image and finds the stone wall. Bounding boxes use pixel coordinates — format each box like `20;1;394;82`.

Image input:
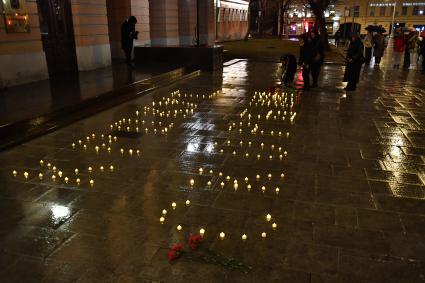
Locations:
0;0;48;88
71;0;111;70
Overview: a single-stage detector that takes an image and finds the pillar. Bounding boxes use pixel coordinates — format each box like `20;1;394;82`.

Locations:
149;0;179;46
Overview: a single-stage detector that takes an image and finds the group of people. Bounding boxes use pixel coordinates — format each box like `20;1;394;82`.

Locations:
392;29;425;71
280;30;325;91
280;27;425;93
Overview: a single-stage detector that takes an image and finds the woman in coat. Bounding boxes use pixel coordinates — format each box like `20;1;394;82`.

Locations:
343;33;364;91
372;31;385;65
407;31;420;70
298;34;313;90
393;29;405;69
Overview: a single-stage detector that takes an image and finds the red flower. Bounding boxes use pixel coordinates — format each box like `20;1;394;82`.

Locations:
188;234;203;251
168;243;184;262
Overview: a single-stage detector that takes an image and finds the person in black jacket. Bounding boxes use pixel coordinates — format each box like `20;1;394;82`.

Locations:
310;30;325;88
343;33;365;91
121;16;139;66
280;53;297;87
298;34;313;90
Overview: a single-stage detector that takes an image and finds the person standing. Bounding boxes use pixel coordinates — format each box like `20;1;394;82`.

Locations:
310;30;325;88
363;31;373;65
343;33;365;91
334;30;341;47
403;31;413;69
121;16;139;66
407;31;420;70
392;29;405;69
298;34;313;90
372;31;385;66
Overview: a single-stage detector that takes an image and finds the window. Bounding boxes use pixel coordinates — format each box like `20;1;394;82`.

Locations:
402;6;408;16
353;6;360;17
380;6;386;16
413;6;419;15
370;6;375;16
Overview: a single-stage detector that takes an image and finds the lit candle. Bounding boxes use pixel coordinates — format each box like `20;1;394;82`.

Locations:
76;178;81;184
275;187;280;194
109;165;114;172
261;186;266;193
219;232;225;240
242;234;247;240
58;171;63;178
160;217;165;224
272;223;277;230
281;173;285;179
38;173;43;180
226;176;230;181
234;183;238;190
40;160;44;166
64;177;69;183
261;232;267;238
88;167;92;173
207;181;212;186
177;225;182;231
100;166;104;172
171;202;177;209
247;184;251;191
51;175;56;181
199;168;203;174
190;179;195;186
75;169;79;175
268;173;272;179
266;214;272;222
52;166;57;172
24;172;29;179
200;228;205;237
220;181;225;187
162;209;167;215
89;179;94;186
244;177;249;182
185;200;190;206
12;170;17;177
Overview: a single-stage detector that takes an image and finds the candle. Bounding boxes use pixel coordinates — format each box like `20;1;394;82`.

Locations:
51;175;56;181
247;184;252;191
75;169;79;175
190;179;195;186
262;186;266;193
162;209;167;215
171;202;177;209
38;173;43;180
76;178;81;184
40;160;44;166
220;181;225;187
52;166;57;172
120;148;124;154
256;174;260;180
244;177;249;182
177;225;182;231
64;177;69;183
185;200;191;206
109;165;114;172
12;170;17;177
219;232;225;240
281;173;285;179
275;187;280;194
88;167;92;173
47;163;51;168
226;176;230;181
234;183;238;190
266;214;272;222
160;217;165;224
58;171;63;178
261;232;267;238
199;168;203;174
24;172;29;179
272;223;277;230
200;228;205;237
89;179;94;186
129;149;133;155
100;166;104;172
268;173;272;179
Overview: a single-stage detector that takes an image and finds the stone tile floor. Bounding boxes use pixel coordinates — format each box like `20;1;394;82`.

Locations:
1;57;425;282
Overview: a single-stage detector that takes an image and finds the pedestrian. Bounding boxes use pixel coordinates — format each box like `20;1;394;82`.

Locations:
121;16;139;66
372;30;385;66
334;30;341;47
363;30;373;65
419;34;425;73
343;33;365;91
310;29;325;88
407;31;420;70
298;34;313;90
392;29;405;69
279;53;297;87
403;31;412;69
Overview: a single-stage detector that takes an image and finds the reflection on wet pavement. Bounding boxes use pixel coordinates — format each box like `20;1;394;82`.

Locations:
1;59;425;282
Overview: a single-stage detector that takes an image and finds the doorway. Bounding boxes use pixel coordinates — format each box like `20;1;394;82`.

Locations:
37;0;78;76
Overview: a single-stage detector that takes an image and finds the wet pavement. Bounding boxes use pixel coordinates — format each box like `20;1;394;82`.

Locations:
1;53;425;282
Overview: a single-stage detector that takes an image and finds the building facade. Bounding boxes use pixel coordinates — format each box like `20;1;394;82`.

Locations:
333;0;425;34
0;0;248;88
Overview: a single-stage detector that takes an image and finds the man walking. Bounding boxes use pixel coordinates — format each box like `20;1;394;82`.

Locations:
121;16;139;66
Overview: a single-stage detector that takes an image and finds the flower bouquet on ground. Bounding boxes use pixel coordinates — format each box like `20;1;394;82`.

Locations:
167;234;252;274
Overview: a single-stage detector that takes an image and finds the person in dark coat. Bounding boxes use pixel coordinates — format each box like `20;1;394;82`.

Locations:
121;16;139;65
298;34;313;90
343;33;365;91
372;31;385;65
310;30;325;88
420;36;425;74
280;53;297;87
